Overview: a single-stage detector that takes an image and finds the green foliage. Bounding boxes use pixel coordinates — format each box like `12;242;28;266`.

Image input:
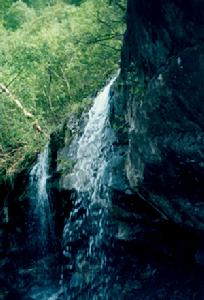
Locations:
0;0;126;179
4;1;36;30
23;0;56;10
0;0;14;20
57;156;76;174
64;0;84;5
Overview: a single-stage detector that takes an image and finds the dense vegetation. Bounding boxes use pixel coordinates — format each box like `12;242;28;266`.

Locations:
0;0;126;180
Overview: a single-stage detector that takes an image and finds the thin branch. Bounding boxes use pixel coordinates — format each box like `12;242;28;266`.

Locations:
60;67;71;98
96;43;121;52
0;83;44;134
96;10;124;28
47;65;72;99
0;83;34;118
6;69;23;89
47;65;53;111
109;0;126;11
85;33;123;44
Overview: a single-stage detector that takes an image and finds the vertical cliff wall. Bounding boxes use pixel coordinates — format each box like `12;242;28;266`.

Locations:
112;0;204;232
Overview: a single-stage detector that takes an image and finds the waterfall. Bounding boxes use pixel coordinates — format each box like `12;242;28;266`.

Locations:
26;145;62;300
26;73;118;299
29;145;54;256
63;73;118;299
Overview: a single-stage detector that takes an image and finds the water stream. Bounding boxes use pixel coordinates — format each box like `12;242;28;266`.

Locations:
63;74;118;299
29;145;54;256
27;146;61;300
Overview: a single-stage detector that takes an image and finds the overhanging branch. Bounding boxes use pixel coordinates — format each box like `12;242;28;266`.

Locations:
0;83;43;133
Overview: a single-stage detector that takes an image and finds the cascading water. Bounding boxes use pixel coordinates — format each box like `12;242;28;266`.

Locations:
63;74;119;299
27;145;62;300
24;73;119;300
29;145;54;256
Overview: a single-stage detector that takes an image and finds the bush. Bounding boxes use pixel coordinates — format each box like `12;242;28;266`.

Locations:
4;1;35;30
0;0;126;179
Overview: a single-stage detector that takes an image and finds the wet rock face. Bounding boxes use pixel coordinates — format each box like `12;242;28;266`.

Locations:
127;45;204;230
122;0;204;79
113;0;204;232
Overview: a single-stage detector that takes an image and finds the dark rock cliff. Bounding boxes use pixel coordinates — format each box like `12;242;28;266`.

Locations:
107;1;204;297
112;0;204;232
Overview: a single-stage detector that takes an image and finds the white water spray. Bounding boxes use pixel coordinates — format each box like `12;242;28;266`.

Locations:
63;73;119;298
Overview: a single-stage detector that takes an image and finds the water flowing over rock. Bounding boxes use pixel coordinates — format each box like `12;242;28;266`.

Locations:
25;146;61;300
62;74;119;299
29;145;55;256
